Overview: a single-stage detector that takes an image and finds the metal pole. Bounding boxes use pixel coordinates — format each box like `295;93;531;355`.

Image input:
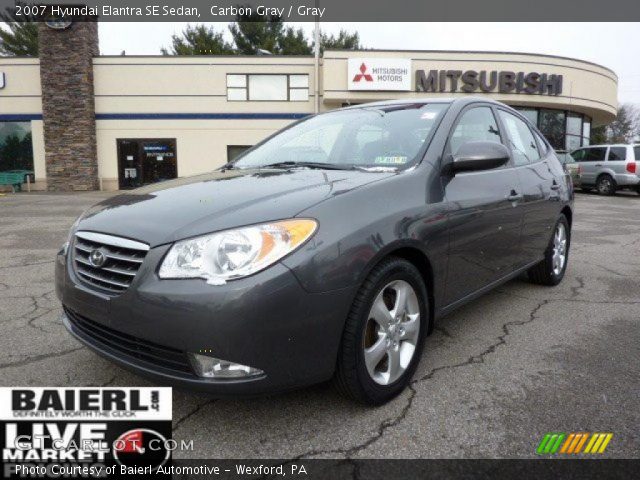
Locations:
314;0;320;114
26;175;31;193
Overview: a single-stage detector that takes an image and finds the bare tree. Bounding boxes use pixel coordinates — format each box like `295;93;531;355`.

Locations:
592;103;640;144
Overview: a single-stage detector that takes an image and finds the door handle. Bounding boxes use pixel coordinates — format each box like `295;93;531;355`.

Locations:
595;164;602;167
506;190;522;202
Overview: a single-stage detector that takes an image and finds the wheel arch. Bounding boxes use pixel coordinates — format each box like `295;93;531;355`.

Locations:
596;171;616;184
359;244;436;336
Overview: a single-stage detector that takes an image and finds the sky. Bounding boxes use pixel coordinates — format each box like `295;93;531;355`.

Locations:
97;22;637;105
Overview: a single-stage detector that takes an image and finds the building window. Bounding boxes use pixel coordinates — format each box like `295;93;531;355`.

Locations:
227;145;252;162
515;107;592;153
538;109;566;151
565;113;583;151
117;138;177;190
517;108;538;127
227;74;309;102
226;74;247;101
0;121;33;175
582;120;591;146
288;74;309;101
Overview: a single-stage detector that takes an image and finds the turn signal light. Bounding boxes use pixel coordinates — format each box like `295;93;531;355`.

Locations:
626;162;636;174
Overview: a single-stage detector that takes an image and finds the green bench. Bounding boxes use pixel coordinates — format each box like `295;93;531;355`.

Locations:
0;172;27;192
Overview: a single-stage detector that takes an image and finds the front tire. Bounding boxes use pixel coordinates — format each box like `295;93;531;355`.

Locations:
528;215;570;286
334;257;428;405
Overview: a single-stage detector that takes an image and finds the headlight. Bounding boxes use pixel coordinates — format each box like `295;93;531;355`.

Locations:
158;219;317;285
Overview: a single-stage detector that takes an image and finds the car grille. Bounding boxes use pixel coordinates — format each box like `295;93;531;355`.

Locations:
73;231;149;294
64;307;193;375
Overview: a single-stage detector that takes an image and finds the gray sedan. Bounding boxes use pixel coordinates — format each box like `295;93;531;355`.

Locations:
56;98;573;405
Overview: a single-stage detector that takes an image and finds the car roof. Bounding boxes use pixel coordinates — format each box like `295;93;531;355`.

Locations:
339;97;508;111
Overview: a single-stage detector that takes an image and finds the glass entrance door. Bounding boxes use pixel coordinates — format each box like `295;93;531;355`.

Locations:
117;138;177;189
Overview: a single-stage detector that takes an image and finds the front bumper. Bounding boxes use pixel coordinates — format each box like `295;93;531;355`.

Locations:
56;244;355;396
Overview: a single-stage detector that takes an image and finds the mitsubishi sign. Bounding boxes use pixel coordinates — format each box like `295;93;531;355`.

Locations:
415;69;563;96
348;58;411;91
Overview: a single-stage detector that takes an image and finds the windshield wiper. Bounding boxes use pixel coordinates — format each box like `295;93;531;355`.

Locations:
259;161;354;171
219;161;237;171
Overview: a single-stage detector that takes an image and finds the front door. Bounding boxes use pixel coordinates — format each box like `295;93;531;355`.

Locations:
117;139;177;189
442;105;523;305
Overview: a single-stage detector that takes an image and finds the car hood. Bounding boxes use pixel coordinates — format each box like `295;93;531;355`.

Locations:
77;168;393;247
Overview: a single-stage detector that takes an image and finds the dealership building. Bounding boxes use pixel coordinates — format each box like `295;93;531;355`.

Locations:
0;23;618;191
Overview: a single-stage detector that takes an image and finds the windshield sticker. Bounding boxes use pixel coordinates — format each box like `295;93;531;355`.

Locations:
374;156;408;165
421;111;438;120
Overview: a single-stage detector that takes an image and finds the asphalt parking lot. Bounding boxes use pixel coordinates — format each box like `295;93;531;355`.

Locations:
1;190;638;459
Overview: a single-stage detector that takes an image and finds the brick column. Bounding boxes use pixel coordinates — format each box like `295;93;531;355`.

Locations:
38;21;99;191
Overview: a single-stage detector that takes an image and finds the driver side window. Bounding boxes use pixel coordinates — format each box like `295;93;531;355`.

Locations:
450;107;503;154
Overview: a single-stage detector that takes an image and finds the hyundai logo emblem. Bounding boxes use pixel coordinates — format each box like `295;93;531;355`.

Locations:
88;249;106;268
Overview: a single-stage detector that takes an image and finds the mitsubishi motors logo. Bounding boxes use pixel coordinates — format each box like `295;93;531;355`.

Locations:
352;63;373;82
348;58;411;91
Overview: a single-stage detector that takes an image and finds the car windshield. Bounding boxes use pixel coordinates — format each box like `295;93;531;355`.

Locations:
232;103;450;170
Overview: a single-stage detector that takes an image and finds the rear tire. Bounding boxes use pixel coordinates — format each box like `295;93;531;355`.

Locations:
334;257;429;405
528;215;570;286
596;174;616;195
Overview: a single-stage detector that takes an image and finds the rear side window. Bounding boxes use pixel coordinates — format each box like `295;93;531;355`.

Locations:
608;147;627;161
584;147;607;161
635;147;640;161
498;110;541;166
449;107;503;154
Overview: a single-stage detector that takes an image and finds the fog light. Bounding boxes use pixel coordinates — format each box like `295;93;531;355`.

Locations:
189;353;264;379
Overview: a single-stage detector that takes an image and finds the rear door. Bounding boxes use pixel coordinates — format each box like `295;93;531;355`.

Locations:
442;105;524;304
580;146;608;185
496;109;557;265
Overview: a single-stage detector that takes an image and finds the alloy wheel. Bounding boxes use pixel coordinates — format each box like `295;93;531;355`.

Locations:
552;222;567;276
363;280;420;385
598;177;613;195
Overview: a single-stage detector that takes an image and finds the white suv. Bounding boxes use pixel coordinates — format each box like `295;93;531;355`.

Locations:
570;144;640;195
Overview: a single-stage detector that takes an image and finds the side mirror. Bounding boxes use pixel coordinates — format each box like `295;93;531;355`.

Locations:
450;141;510;173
